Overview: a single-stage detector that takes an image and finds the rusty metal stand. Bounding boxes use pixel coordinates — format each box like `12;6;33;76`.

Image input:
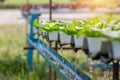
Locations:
49;0;52;80
113;60;119;80
54;41;58;80
37;31;40;64
49;66;52;80
49;42;52;80
54;71;57;80
49;0;52;21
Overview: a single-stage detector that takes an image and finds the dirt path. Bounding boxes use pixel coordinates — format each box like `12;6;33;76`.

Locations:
0;9;25;24
0;9;96;24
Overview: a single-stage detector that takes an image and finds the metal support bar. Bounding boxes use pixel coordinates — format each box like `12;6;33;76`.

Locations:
24;47;35;50
27;14;39;69
53;47;81;50
54;71;57;80
54;41;58;80
49;0;52;20
49;66;52;80
113;60;119;80
37;29;40;64
27;44;33;69
49;42;52;80
49;5;52;75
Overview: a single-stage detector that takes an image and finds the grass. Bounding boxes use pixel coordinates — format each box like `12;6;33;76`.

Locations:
0;23;115;80
1;0;120;9
3;0;71;5
3;0;120;5
0;0;71;9
0;24;49;80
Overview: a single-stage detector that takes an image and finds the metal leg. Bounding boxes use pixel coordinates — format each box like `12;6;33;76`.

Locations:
49;0;52;79
49;66;52;80
54;71;57;80
27;45;33;69
113;60;119;80
49;0;52;20
37;30;40;64
54;41;58;80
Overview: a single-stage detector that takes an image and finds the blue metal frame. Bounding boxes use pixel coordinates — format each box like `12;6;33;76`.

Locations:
23;13;91;80
27;14;39;69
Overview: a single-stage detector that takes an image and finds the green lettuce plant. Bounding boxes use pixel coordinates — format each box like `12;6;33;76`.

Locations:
76;17;112;38
40;21;59;32
59;21;83;35
101;23;120;41
38;18;120;41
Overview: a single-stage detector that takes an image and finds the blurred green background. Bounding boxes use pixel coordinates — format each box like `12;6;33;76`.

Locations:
1;0;120;9
0;0;120;80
